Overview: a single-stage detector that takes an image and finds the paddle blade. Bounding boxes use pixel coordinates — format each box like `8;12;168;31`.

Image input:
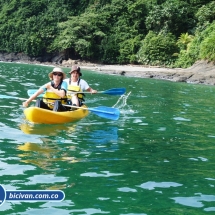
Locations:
27;89;44;97
103;88;126;95
88;106;120;120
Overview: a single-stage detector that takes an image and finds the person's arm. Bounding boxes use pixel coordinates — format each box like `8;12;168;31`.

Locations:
86;87;97;94
23;88;44;107
81;79;97;94
45;82;67;98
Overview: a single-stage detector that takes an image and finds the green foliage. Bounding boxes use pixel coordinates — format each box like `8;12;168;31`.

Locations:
50;11;106;60
51;0;147;63
195;1;215;33
100;35;120;64
137;31;178;66
99;0;148;63
196;1;215;25
174;34;202;68
145;0;195;37
0;0;87;56
173;50;194;68
198;21;215;61
176;33;194;51
0;0;213;67
118;36;142;64
174;21;215;68
200;33;215;61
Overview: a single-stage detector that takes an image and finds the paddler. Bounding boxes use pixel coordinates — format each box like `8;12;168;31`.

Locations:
64;65;97;107
23;67;68;111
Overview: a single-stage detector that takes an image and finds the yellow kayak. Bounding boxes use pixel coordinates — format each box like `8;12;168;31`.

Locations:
24;105;89;124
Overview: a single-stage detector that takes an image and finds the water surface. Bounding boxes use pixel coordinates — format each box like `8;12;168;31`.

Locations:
0;62;215;214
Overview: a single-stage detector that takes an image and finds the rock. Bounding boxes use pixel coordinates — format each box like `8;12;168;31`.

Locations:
1;51;215;86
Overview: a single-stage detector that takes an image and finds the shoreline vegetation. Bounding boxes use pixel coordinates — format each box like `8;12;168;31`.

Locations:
1;1;215;86
10;58;215;86
0;0;215;85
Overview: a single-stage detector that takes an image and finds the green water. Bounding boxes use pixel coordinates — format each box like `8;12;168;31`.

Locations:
0;62;215;214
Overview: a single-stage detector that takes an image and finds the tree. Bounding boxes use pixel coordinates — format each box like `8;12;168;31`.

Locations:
50;11;106;60
176;33;194;51
145;0;195;37
137;31;178;66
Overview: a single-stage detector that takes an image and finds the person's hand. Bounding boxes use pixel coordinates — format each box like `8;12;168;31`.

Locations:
23;101;29;108
91;89;97;94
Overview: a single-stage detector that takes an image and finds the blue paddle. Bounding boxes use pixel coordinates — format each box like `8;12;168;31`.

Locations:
0;94;120;120
63;104;120;120
27;88;126;97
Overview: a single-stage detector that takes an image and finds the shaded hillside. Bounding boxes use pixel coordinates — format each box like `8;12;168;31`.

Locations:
0;0;214;68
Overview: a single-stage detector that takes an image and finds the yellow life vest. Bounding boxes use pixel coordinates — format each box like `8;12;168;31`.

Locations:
67;79;85;101
43;91;67;109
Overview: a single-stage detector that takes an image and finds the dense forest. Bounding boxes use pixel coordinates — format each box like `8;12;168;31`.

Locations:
0;0;214;68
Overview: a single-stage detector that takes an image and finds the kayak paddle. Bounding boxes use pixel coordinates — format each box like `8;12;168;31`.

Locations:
27;88;126;97
84;88;126;95
63;104;120;120
0;94;120;120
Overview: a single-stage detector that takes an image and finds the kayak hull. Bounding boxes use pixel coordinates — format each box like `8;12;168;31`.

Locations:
24;105;89;124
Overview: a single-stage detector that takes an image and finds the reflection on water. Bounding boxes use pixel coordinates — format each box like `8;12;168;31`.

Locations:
88;127;118;144
17;126;119;171
19;122;77;136
17;139;80;171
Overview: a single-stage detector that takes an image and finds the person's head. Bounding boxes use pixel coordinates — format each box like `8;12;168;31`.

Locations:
49;67;66;80
69;65;82;77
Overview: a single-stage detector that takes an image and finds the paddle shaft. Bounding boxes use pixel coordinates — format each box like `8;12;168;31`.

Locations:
68;88;126;95
62;104;116;115
17;97;37;102
28;88;126;97
19;97;115;115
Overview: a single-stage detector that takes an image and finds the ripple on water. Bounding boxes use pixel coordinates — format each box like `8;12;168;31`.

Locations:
117;187;137;192
23;207;110;214
171;194;215;208
133;119;143;123
205;207;215;212
25;174;68;185
189;157;208;162
137;181;183;190
0;160;35;176
157;127;166;131
173;117;191;121
81;171;123;177
0;123;42;143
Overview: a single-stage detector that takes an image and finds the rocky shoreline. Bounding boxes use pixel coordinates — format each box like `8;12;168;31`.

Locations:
1;52;215;85
78;61;215;86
